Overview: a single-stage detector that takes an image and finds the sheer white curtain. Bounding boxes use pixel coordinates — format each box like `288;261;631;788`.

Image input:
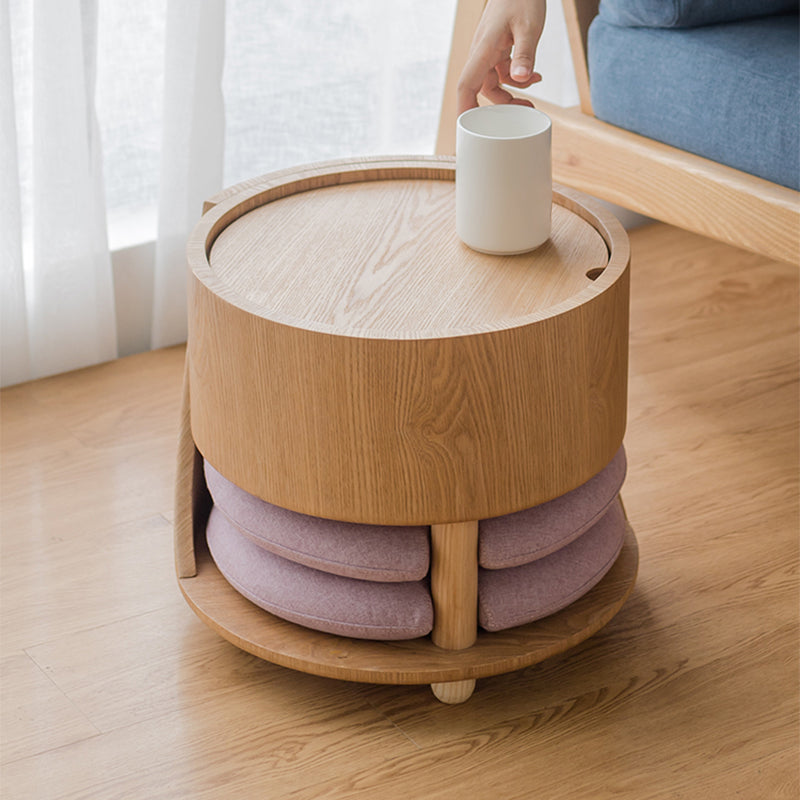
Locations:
1;0;27;385
151;0;225;349
3;0;117;386
2;0;224;385
1;0;575;388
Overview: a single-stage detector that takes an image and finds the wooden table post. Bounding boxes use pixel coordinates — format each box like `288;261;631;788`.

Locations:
431;521;479;702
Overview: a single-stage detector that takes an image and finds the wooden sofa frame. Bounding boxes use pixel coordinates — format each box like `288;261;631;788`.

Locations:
437;0;799;265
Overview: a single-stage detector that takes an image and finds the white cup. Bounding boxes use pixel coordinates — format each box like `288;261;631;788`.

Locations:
456;105;552;255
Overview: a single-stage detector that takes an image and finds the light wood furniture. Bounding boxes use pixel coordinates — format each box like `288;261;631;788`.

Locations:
437;0;800;265
3;223;796;797
174;155;637;703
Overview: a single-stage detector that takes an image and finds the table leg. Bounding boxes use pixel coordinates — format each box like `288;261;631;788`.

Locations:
174;355;197;579
430;520;479;703
431;678;477;704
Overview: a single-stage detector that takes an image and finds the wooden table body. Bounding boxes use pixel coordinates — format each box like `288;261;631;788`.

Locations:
174;156;637;702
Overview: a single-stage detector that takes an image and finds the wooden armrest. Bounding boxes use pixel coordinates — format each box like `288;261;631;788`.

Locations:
538;99;799;264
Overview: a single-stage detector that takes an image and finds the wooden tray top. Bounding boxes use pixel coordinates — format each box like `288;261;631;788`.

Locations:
206;167;609;338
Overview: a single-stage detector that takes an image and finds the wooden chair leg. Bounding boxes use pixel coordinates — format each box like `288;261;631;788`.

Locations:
435;0;487;156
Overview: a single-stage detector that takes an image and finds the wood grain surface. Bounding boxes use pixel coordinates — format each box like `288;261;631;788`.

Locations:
207;179;608;336
187;157;630;525
178;160;633;697
430;521;479;651
2;223;797;800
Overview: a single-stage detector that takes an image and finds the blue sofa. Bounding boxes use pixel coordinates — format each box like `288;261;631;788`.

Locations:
588;0;799;190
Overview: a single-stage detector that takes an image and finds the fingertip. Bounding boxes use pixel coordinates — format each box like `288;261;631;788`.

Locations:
510;62;532;81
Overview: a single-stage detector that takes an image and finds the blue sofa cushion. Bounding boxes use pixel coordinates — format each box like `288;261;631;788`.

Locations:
588;13;800;189
599;0;798;28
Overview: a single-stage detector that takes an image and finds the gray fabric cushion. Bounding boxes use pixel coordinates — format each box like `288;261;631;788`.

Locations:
207;506;434;640
479;447;626;569
478;499;626;632
598;0;798;28
204;460;429;582
588;12;800;190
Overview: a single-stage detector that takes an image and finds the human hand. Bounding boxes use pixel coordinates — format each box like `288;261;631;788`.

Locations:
457;0;546;115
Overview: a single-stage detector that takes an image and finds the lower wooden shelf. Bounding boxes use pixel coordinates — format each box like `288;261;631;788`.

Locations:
179;524;638;687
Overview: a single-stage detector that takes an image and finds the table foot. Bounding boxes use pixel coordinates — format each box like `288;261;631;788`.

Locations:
431;679;476;704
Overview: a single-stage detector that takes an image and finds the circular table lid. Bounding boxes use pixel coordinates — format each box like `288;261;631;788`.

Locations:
205;164;611;340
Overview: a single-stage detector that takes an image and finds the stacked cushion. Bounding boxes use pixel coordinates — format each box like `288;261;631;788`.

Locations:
589;5;800;189
479;500;626;631
204;461;430;582
203;449;628;639
204;459;433;640
207;507;434;640
479;447;626;569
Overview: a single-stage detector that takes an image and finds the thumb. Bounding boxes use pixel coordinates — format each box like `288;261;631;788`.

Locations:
508;6;545;83
509;46;536;81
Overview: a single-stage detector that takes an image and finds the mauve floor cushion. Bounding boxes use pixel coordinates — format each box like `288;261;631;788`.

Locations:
204;460;430;582
479;447;626;569
207;506;434;640
204;454;628;640
479;499;627;632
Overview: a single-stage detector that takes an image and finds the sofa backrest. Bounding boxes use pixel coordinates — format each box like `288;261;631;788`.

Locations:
597;0;798;28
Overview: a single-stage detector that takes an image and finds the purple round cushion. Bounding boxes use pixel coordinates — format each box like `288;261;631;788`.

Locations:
479;447;626;569
207;507;434;640
478;499;627;632
204;461;429;582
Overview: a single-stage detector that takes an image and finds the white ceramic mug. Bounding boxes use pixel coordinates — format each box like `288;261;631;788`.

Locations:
456;105;552;255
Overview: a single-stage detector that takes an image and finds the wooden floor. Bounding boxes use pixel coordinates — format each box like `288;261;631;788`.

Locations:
1;222;798;799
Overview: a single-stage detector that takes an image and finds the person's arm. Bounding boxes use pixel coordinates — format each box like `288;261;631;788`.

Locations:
457;0;546;115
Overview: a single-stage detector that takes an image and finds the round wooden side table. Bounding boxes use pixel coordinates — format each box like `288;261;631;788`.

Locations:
174;156;638;703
